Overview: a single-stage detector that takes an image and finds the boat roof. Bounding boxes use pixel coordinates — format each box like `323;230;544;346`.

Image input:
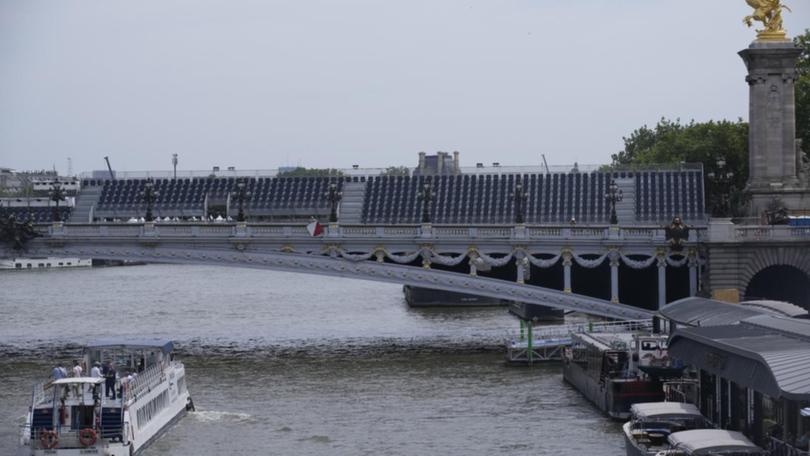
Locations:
659;297;808;327
667;430;763;454
52;377;105;385
631;402;702;419
86;337;174;354
669;315;810;401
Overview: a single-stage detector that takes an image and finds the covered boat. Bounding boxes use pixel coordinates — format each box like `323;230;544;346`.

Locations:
623;402;710;456
17;338;193;456
658;429;767;455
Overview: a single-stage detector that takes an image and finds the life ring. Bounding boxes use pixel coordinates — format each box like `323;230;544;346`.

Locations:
40;430;58;449
79;428;97;447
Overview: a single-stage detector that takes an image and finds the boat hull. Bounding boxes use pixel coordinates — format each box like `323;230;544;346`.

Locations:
623;422;658;456
563;358;664;419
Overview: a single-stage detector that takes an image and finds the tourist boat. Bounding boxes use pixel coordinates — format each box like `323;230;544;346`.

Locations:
562;331;685;419
654;429;767;455
17;338;193;456
1;257;92;270
622;402;711;456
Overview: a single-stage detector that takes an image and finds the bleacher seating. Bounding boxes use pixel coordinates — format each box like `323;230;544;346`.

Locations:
85;177;344;219
360;170;705;224
0;206;71;223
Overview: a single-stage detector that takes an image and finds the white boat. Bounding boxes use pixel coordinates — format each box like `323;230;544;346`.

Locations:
1;257;92;270
654;429;767;455
17;338;193;456
623;402;710;456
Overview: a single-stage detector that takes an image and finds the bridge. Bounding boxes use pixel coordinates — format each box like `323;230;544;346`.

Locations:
0;220;714;320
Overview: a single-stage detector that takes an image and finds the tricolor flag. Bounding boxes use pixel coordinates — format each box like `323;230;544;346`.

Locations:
306;219;324;237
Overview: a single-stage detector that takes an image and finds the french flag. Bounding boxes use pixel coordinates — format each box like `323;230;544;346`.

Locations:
306;219;324;237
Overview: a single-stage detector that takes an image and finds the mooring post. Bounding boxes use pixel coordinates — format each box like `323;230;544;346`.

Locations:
527;323;533;365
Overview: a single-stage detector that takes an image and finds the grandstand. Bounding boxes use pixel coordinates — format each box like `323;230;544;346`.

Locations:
72;165;706;225
0;206;71;223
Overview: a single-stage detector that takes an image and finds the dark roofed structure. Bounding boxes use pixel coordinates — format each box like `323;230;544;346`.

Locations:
659;297;808;328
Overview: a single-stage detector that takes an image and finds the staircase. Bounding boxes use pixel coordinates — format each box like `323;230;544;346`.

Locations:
339;182;366;224
70;186;102;223
615;178;636;224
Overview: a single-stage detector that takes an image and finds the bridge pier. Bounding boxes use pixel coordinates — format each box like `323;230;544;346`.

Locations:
657;253;667;309
610;256;620;303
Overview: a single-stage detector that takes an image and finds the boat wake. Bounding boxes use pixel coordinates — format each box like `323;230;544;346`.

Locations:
190;410;254;423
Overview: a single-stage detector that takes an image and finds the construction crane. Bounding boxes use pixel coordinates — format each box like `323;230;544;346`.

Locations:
103;156;115;180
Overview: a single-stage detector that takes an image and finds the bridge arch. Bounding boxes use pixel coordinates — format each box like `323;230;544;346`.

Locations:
740;247;810;309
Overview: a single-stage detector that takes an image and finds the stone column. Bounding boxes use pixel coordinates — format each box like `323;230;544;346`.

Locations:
562;250;572;293
688;250;698;297
657;252;667;309
610;252;620;303
739;41;806;214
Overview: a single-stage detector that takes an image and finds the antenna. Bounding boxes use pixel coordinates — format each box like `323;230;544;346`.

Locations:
541;154;550;175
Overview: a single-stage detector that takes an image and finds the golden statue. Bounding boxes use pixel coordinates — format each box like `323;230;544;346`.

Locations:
744;0;791;41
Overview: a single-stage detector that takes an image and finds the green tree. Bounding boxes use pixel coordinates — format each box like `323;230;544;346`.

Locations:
277;167;344;178
611;118;749;217
381;166;411;176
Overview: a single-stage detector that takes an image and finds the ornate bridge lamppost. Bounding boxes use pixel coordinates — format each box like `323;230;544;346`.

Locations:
326;182;342;224
706;157;734;217
48;181;66;222
511;180;528;225
605;179;623;225
418;179;434;225
231;180;251;222
141;179;159;222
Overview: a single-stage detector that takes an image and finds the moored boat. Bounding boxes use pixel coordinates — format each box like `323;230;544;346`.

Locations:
562;331;685;419
623;402;710;456
17;338;193;456
654;429;767;455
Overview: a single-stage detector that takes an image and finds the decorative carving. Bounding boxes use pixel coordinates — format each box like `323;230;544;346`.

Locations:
764;198;790;225
744;0;791;41
0;214;41;250
665;216;690;252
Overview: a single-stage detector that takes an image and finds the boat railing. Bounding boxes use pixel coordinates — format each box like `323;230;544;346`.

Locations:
663;379;700;403
124;363;165;402
510;319;654;341
770;437;810;456
30;381;49;407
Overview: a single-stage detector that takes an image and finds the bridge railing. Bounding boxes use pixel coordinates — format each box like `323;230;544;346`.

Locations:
40;222;697;243
707;223;810;242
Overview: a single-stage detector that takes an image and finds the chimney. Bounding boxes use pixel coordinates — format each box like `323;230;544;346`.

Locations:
453;151;460;174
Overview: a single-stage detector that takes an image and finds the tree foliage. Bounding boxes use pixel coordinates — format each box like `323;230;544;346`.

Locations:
381;166;411;176
611;118;749;217
277;167;343;177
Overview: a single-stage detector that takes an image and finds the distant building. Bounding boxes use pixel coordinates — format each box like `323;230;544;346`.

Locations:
414;151;460;176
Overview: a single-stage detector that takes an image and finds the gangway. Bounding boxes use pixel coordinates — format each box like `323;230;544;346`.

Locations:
505;319;653;363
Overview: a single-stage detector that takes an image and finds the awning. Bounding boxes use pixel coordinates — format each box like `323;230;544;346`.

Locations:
669;316;810;401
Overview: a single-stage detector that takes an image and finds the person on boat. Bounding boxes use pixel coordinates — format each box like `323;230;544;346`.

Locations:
51;363;67;380
71;360;83;377
103;361;117;399
90;361;103;378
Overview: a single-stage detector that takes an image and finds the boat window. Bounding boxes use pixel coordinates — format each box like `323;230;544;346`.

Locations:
641;341;660;351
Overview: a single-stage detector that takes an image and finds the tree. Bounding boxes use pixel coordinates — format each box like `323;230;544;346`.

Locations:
381;166;411;176
794;29;810;159
611;118;749;217
277;167;343;178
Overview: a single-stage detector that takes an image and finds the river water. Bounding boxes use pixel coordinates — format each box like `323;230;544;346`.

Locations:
0;265;624;455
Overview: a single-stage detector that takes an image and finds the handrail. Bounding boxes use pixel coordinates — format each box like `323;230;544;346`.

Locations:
123;363;165;403
770;437;810;456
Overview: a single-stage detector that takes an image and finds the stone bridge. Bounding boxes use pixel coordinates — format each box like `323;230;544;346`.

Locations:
1;222;710;320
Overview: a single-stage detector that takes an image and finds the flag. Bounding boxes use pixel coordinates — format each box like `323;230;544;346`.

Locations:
306;219;324;237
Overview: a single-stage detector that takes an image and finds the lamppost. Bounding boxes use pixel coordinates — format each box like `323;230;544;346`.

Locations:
511;179;528;225
605;179;623;225
232;180;251;222
141;179;159;222
172;154;178;180
418;178;434;224
706;157;734;217
325;182;342;224
48;181;66;222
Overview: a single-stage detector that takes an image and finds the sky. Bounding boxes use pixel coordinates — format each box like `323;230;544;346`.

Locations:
1;0;808;175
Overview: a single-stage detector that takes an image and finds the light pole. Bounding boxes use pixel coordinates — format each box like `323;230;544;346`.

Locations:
511;179;528;225
418;178;434;224
48;181;66;222
172;154;178;180
325;182;342;224
706;157;734;217
141;179;159;222
232;180;251;222
605;179;623;225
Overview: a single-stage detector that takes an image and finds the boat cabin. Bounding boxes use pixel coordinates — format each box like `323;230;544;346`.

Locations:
661;429;768;455
628;402;709;446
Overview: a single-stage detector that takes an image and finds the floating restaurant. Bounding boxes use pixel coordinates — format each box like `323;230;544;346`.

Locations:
662;298;810;454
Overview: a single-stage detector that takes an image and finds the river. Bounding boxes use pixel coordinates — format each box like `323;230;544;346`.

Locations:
0;264;625;455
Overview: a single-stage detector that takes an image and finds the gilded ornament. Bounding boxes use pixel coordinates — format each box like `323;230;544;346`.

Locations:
744;0;791;41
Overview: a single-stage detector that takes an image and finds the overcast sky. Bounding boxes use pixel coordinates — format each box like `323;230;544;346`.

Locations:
1;0;808;175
